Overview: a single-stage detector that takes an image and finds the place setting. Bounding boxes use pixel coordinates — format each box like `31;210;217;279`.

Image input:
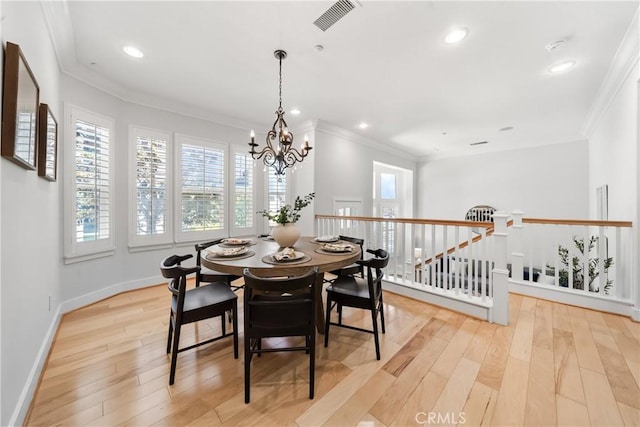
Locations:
218;237;257;247
205;245;255;261
262;247;311;265
314;242;356;255
310;235;340;244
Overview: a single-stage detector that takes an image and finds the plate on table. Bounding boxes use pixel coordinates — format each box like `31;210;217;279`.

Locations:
320;243;354;253
206;246;248;258
314;235;339;243
271;250;305;262
222;238;252;246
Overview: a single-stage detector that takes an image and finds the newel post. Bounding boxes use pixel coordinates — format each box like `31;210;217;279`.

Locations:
491;211;510;325
511;210;524;281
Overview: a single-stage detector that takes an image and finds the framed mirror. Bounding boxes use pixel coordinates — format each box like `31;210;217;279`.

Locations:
38;104;57;181
1;42;40;170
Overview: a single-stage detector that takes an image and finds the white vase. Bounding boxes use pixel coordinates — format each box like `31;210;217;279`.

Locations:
272;223;300;248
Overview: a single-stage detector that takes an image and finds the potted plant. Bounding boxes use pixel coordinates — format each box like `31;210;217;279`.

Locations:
548;236;613;294
258;192;315;247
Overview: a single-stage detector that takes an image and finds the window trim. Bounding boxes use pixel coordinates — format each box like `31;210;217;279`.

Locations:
174;133;228;243
64;104;115;263
128;126;173;249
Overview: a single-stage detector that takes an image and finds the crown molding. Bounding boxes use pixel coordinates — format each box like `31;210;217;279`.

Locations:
40;0;261;133
314;120;417;161
582;7;639;137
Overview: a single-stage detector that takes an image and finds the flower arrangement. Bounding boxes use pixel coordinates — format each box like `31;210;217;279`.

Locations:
258;192;315;225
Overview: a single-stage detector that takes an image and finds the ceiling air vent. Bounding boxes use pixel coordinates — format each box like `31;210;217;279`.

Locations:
313;0;356;32
470;141;488;146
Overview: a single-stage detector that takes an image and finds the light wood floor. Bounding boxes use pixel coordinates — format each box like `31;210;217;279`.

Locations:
26;281;639;426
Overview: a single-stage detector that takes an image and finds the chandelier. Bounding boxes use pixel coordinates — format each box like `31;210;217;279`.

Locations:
249;50;312;176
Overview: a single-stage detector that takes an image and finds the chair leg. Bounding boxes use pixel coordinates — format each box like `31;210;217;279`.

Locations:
221;313;226;336
166;313;174;354
169;323;182;385
338;303;343;325
371;307;381;360
324;294;332;347
244;336;251;403
232;300;239;359
379;295;386;334
309;332;316;399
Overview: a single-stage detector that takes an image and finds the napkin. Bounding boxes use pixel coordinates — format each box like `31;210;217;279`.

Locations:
273;247;297;261
208;246;246;256
322;243;353;252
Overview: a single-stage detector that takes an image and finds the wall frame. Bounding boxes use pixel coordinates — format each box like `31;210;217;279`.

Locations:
38;103;57;181
1;42;40;170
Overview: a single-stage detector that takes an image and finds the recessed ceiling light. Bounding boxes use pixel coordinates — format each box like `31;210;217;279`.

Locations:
549;60;575;74
358;122;368;129
123;45;144;58
444;27;468;44
290;109;301;116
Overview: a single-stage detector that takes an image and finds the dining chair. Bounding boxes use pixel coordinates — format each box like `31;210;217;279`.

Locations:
194;239;242;291
242;267;319;403
324;235;365;283
161;254;239;385
324;249;389;360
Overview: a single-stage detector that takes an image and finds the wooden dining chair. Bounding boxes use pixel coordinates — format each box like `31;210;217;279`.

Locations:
324;235;365;283
161;254;239;385
194;239;242;291
242;267;319;403
324;249;389;360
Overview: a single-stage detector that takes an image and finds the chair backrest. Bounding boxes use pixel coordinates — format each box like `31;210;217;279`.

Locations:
160;254;199;303
243;267;319;338
194;239;224;267
339;235;364;261
360;249;389;301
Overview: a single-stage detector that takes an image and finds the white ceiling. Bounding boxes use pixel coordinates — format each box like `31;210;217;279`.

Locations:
44;1;638;159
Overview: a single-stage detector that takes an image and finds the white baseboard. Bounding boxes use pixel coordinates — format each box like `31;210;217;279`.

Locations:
8;305;61;427
10;275;165;426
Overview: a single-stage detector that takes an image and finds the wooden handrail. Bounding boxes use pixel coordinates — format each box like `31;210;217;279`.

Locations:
315;214;494;229
522;218;632;227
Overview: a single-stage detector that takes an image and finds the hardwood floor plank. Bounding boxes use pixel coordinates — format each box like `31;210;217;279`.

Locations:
388;371;448;427
489;356;529;426
460;381;498;427
524;346;556;426
556;393;590;426
382;317;444;377
553;328;586;404
532;299;553;351
430;318;480;379
475;324;514;391
323;370;395;426
580;367;625;426
370;335;448;425
618;402;640;427
429;357;480;426
509;307;535;362
463;321;497;364
568;306;606;374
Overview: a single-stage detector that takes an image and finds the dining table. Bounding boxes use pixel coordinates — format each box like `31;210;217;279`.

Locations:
201;235;361;333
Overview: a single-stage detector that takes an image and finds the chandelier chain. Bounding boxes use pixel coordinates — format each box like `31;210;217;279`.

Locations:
278;55;283;110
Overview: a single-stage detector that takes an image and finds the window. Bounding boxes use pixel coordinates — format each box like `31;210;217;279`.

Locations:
372;162;413;255
232;150;255;234
129;127;172;248
266;171;288;226
175;134;227;242
64;106;115;262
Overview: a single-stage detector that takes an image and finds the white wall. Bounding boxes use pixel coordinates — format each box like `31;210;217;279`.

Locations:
586;10;638;318
417;140;590;219
313;123;417;219
1;2;62;424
